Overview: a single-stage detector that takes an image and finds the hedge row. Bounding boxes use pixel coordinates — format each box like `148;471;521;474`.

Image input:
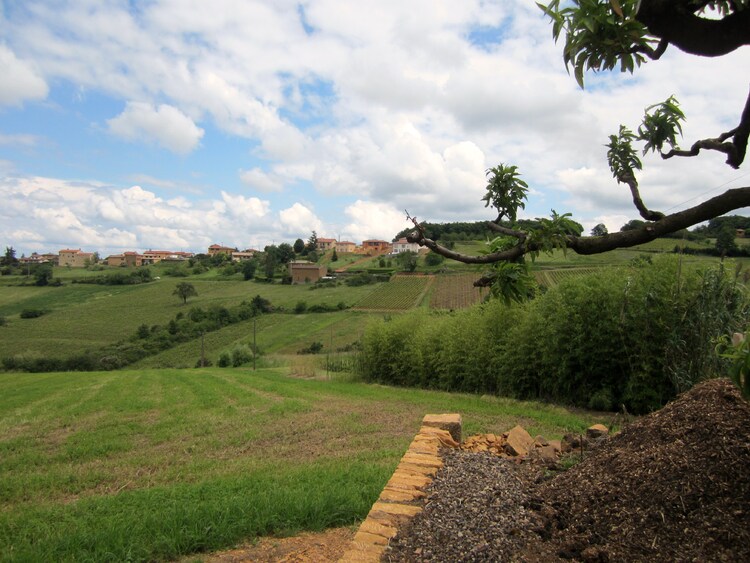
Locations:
356;257;749;413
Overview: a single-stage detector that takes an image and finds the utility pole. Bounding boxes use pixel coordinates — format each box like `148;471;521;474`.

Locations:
200;332;205;367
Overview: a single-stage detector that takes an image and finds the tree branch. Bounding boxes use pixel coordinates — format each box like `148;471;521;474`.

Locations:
486;221;526;239
661;86;750;168
408;186;750;268
631;38;668;60
620;173;665;221
636;0;750;57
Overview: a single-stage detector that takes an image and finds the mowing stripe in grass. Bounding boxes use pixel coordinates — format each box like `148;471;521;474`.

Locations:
0;460;389;563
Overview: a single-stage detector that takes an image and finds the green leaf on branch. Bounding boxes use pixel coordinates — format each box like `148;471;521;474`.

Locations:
638;95;685;155
487;261;537;306
482;164;529;222
537;0;653;88
606;125;642;181
524;210;580;261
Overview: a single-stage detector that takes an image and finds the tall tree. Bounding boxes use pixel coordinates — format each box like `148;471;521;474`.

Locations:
173;282;197;305
407;0;750;299
305;231;319;255
263;245;278;278
2;246;17;266
276;242;296;264
241;259;258;281
293;238;305;254
33;264;53;286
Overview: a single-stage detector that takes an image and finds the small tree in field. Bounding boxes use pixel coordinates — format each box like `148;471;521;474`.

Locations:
396;250;418;272
293;238;305;254
241;259;257;280
591;223;608;237
173;282;197;305
406;0;750;300
716;225;739;257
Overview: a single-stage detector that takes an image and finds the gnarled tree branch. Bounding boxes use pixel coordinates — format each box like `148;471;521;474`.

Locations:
407;186;750;278
661;87;750;168
620;172;665;221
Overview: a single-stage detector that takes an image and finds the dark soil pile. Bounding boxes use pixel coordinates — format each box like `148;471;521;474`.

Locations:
385;378;750;562
529;377;750;562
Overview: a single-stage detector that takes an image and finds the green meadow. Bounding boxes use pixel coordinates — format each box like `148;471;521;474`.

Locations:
0;239;743;561
0;276;382;360
0;368;603;562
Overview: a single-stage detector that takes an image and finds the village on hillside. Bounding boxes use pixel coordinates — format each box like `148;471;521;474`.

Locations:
12;236;425;279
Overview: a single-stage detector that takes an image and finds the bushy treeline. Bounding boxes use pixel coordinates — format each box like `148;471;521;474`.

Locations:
393;218;585;243
72;268;153;285
693;215;750;237
677;245;750;258
357;257;748;413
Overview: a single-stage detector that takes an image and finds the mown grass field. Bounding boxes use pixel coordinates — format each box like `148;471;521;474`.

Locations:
0;368;605;562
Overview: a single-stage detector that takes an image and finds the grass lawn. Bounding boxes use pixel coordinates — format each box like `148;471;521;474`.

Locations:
0;369;605;562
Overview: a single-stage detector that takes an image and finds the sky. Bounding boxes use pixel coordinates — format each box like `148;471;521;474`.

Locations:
1;0;749;257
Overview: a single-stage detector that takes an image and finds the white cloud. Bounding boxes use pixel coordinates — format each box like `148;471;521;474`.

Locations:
0;132;40;146
107;102;204;154
0;45;48;105
0;175;281;255
342;200;410;242
279;203;323;237
239;167;284;193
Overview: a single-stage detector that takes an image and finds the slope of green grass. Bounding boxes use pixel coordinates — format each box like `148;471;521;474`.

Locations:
131;311;375;368
0;279;381;360
0;369;605;561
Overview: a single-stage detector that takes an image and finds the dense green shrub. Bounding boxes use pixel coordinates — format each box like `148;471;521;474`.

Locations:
20;308;46;319
73;269;153;285
218;344;255;367
357;257;749;413
298;341;324;355
345;273;375;286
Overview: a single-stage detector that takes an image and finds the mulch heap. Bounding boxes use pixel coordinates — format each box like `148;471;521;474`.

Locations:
526;377;750;562
383;378;750;562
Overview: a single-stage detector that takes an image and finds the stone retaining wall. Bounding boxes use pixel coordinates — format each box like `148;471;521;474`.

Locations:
339;414;462;562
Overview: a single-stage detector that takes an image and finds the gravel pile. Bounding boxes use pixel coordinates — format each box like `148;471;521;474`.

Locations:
384;450;541;562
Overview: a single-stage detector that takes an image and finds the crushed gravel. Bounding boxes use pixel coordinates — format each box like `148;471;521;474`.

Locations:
384;450;542;562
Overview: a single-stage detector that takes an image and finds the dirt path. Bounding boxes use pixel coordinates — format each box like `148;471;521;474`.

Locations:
333;254;378;272
186;527;355;563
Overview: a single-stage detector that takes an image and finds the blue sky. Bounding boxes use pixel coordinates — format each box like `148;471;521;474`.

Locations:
1;0;749;257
